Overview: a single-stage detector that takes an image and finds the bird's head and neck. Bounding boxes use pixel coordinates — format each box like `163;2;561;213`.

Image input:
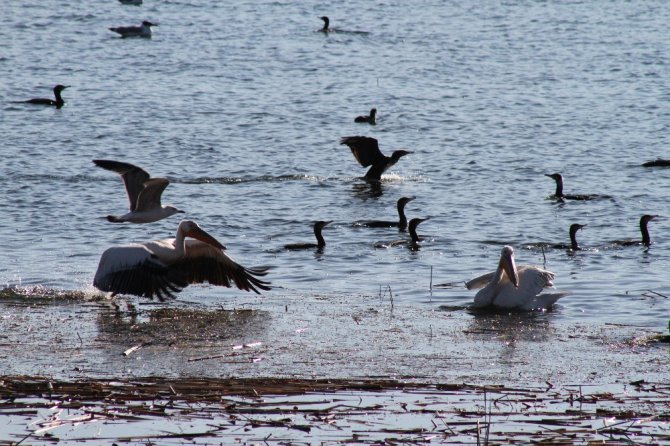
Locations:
569;223;586;250
177;220;225;251
313;220;332;247
640;214;658;246
390;150;412;163
319;16;330;32
408;217;428;243
545;173;564;197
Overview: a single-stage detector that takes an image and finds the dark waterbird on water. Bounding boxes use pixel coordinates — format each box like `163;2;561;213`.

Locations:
20;85;69;108
611;215;659;247
354;196;415;231
557;223;587;251
524;223;587;251
341;136;412;181
355;108;377;125
545;173;608;201
375;217;429;249
642;159;670;167
319;16;332;33
284;221;333;251
318;16;369;34
109;20;157;38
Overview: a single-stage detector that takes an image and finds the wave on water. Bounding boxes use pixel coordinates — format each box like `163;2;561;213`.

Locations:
0;285;97;304
178;174;326;184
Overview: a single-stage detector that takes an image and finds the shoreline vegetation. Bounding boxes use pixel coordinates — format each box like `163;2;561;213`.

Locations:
1;376;669;444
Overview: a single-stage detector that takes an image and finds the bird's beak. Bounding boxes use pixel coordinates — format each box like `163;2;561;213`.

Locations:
187;226;226;250
500;250;519;288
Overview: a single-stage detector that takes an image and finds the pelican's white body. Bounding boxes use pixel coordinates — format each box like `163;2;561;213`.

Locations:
467;246;567;310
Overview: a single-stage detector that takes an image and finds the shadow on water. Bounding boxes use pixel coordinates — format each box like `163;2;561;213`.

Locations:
96;306;272;346
350;180;384;200
465;308;556;342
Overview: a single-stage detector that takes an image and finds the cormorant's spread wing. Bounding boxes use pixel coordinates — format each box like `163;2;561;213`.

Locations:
340;136;384;167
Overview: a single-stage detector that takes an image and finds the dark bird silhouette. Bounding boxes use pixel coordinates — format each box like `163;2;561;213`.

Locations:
642;159;670;167
109;20;156;38
284;221;332;250
355;108;377;125
554;223;587;251
611;215;658;247
22;85;69;108
545;173;605;201
319;16;331;32
341;136;412;181
355;196;415;231
523;223;587;251
376;217;429;248
318;16;368;34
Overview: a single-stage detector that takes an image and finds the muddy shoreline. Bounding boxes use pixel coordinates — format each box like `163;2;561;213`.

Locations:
1;287;668;443
1;376;669;444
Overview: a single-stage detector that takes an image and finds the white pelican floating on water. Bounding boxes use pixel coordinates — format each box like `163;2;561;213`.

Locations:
94;220;271;300
466;246;567;311
93;159;184;224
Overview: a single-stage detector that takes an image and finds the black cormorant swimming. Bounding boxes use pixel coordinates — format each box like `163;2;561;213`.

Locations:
109;20;157;38
355;196;415;231
319;16;331;32
23;85;69;108
284;221;332;250
545;173;605;201
612;215;658;247
553;223;587;251
341;136;412;181
355;108;377;125
376;217;429;249
642;159;670;167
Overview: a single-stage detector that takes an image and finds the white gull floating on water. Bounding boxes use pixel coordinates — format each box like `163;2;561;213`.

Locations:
93;159;183;224
109;20;156;38
466;246;567;311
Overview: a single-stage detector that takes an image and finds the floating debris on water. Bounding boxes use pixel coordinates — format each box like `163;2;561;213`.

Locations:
0;377;669;444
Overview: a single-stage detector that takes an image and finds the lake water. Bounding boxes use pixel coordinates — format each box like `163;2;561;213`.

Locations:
1;0;669;382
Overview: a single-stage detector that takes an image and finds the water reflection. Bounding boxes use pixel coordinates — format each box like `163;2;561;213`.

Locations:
466;310;556;345
96;305;272;346
351;180;384;200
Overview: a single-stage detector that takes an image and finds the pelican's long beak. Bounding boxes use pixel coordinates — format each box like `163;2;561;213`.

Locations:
187;226;226;250
500;249;519;288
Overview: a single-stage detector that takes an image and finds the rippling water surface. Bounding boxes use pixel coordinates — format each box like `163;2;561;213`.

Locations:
1;0;669;332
